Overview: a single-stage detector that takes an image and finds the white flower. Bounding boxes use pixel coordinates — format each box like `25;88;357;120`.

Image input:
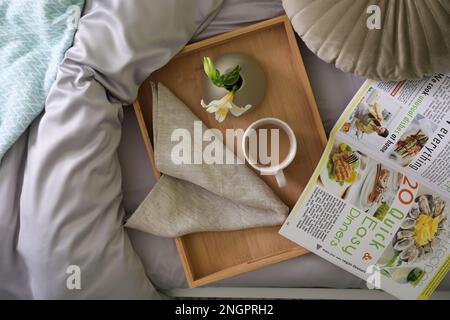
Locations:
201;91;252;123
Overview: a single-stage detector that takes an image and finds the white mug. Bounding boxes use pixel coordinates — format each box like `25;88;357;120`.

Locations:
242;117;297;188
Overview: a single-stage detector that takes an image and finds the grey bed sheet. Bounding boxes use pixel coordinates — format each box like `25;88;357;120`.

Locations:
0;0;224;299
121;0;450;292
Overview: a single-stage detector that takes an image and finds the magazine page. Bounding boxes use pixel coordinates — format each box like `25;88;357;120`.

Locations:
339;73;450;196
280;74;450;300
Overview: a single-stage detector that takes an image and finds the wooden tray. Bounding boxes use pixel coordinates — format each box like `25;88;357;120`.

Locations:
133;16;327;288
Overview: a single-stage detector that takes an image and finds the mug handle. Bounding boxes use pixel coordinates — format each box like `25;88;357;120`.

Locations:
275;170;287;188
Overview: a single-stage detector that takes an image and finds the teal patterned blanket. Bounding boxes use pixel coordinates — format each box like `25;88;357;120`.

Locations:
0;0;84;160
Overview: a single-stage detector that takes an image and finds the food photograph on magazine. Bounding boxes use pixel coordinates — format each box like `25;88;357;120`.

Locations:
1;0;449;308
281;74;450;300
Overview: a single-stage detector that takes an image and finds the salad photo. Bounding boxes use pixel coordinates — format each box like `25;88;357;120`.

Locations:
318;141;367;198
328;143;360;186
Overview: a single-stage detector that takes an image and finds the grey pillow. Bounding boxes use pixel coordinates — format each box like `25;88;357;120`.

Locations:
283;0;450;80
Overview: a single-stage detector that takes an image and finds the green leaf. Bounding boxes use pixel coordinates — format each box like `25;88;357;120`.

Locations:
203;57;242;90
327;161;334;179
221;65;241;86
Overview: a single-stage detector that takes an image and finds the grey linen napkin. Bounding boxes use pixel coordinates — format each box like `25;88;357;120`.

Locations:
125;83;288;237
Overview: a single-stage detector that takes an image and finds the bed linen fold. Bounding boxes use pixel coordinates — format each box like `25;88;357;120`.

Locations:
0;0;223;299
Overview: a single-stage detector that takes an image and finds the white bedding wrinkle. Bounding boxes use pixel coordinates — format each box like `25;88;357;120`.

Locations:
0;0;224;299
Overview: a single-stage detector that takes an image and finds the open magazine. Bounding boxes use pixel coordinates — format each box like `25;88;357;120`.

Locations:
280;73;450;300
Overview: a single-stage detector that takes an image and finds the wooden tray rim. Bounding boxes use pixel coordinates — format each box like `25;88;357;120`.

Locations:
132;15;326;288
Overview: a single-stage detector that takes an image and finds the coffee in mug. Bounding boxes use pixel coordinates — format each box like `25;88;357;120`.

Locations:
242;117;297;188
